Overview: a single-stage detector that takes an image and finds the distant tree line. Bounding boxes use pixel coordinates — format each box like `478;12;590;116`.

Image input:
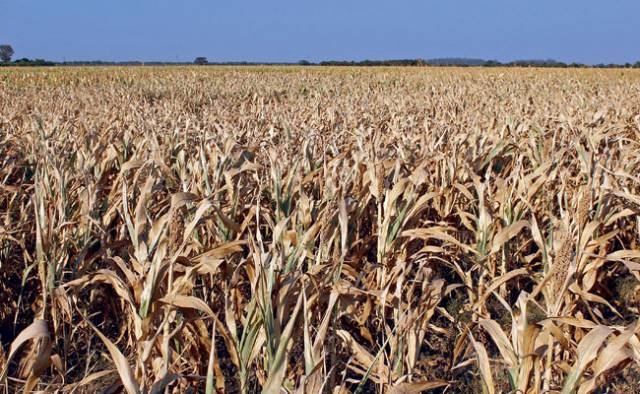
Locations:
10;58;56;66
1;44;640;69
0;44;56;66
316;58;640;68
318;59;428;66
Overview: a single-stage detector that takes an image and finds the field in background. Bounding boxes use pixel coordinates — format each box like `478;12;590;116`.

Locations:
2;66;640;393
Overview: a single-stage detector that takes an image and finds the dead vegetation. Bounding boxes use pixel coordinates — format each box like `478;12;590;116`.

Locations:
1;66;640;393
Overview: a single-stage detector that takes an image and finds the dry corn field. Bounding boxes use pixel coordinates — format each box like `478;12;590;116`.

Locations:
2;66;640;393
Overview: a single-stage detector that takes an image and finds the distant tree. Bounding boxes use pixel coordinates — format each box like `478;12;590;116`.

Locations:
194;57;208;65
0;45;14;63
298;59;311;66
635;61;640;68
484;60;502;67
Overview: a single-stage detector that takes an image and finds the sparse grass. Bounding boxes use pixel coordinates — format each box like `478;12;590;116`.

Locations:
1;66;640;393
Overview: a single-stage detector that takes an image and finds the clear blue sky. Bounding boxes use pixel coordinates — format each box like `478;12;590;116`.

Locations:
1;0;639;64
